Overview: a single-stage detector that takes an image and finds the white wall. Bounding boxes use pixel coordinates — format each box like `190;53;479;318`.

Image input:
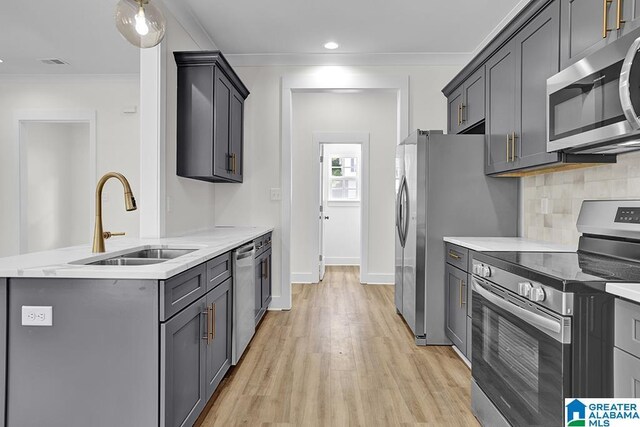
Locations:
0;76;140;257
213;65;460;303
161;10;218;237
24;122;90;252
292;95;396;281
323;144;361;266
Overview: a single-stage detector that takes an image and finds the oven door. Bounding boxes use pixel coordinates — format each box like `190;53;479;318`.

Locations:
471;277;571;427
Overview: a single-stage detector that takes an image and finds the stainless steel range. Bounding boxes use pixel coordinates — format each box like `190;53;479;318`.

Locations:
471;200;640;426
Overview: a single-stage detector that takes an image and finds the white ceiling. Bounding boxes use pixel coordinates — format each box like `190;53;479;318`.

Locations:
181;0;523;56
0;0;139;74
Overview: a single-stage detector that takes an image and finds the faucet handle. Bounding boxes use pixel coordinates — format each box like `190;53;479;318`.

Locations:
103;231;125;239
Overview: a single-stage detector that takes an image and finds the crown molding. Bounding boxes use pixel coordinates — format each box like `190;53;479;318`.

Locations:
225;52;473;67
471;0;533;57
158;0;217;50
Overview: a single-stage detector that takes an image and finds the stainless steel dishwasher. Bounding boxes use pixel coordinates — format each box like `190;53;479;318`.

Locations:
232;243;256;365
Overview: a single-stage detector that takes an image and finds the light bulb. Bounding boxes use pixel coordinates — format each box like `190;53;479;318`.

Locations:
134;6;149;35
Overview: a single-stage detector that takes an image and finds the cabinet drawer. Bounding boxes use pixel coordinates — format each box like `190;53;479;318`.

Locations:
254;232;273;258
206;252;232;292
615;298;640;357
445;243;469;272
614;347;640;398
160;264;207;321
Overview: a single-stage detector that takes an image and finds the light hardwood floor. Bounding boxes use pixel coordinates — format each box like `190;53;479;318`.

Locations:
198;266;479;426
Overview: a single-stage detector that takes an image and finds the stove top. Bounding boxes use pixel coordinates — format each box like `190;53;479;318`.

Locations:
475;250;640;292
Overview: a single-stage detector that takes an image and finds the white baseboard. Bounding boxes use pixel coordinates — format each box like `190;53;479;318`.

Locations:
361;273;394;285
291;272;315;284
325;257;360;266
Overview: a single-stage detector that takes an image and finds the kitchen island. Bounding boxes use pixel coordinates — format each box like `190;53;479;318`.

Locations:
0;226;273;427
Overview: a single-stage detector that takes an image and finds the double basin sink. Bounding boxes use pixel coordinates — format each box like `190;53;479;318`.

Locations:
74;247;198;266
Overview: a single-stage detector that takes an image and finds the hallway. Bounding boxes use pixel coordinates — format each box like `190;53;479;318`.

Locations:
198;266;478;426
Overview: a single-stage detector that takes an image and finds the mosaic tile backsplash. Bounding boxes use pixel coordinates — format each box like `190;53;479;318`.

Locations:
523;151;640;246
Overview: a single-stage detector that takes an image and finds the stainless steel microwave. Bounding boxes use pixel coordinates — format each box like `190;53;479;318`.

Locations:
547;29;640;154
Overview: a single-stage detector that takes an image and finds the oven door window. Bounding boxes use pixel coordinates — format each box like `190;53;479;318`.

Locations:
472;291;570;426
549;60;626;141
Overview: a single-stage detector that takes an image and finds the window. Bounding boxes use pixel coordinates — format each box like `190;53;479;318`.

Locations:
329;156;359;201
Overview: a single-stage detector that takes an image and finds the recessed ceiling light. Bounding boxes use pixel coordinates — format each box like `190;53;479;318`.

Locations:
324;41;339;50
0;59;3;63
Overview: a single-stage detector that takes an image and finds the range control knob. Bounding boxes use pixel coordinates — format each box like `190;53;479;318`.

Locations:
529;287;546;302
518;282;533;298
482;266;492;278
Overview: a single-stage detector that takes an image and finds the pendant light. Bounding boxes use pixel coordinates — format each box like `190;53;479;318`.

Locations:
115;0;166;49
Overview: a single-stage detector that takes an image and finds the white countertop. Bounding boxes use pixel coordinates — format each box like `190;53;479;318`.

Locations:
0;226;273;280
443;237;575;252
606;283;640;304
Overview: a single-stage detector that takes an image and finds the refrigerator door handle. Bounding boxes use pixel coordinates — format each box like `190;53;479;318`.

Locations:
397;176;408;247
401;177;410;247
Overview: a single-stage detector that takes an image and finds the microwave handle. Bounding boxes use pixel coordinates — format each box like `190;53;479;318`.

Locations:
471;277;566;341
619;36;640;130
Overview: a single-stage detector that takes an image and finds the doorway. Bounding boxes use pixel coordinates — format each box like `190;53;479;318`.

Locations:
318;142;363;281
313;132;369;284
16;111;96;253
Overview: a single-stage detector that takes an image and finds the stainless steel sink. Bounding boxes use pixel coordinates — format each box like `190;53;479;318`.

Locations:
119;248;197;259
89;258;168;266
73;246;199;266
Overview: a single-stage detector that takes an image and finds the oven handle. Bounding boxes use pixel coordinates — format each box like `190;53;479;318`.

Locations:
471;277;569;343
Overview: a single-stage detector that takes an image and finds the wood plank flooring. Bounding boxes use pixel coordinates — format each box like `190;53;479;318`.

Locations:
198;266;479;426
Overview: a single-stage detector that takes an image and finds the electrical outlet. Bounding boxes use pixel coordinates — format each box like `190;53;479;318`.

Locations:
270;188;282;201
22;306;53;326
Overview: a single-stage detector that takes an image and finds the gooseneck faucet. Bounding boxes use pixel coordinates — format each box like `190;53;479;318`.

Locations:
92;172;137;253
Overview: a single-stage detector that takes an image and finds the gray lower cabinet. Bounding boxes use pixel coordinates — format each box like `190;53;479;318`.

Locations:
560;0;617;69
161;294;207;427
613;297;640;397
614;347;640;397
620;0;640;35
205;278;232;399
0;279;5;427
7;278;160;427
447;66;485;134
445;264;468;353
254;233;273;325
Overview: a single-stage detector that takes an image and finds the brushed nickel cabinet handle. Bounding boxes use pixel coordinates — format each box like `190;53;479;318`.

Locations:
511;132;518;162
459;279;465;308
202;308;210;343
604;0;613;38
461;104;466;124
617;0;626;29
211;303;216;341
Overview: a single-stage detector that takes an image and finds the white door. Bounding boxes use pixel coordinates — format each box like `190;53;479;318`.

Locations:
318;144;326;281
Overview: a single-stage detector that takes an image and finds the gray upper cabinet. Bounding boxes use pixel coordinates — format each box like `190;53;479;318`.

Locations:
560;0;618;69
447;67;485;134
515;0;562;170
205;277;232;400
175;51;249;183
161;294;207;427
445;264;467;353
620;0;640;35
485;40;517;175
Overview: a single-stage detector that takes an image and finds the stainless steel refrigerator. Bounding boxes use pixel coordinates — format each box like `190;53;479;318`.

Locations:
395;130;518;344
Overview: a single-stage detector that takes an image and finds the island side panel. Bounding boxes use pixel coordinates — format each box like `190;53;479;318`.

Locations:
6;278;159;427
0;278;6;427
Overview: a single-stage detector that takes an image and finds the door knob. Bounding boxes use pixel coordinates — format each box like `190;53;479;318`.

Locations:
324;216;330;220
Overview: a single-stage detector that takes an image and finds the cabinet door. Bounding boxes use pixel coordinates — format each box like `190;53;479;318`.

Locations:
614;347;640;397
262;250;272;308
445;264;467;352
560;0;617;69
205;278;232;400
485;40;516;175
515;0;562;169
229;89;244;182
0;279;5;426
213;68;233;181
620;0;640;35
448;87;464;134
255;257;263;323
162;296;206;427
461;67;485;130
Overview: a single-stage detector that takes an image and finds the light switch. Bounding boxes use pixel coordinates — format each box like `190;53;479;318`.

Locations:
22;306;53;326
